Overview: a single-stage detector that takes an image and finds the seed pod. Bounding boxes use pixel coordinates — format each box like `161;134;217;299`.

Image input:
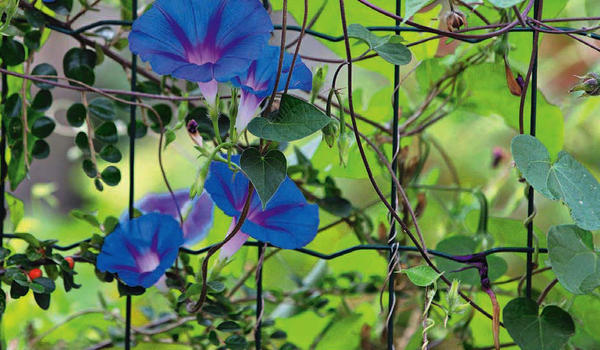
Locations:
570;72;600;96
445;10;467;32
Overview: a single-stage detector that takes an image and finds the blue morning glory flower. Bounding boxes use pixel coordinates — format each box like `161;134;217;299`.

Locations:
204;155;319;258
128;0;273;104
96;213;184;288
129;189;214;247
230;45;313;130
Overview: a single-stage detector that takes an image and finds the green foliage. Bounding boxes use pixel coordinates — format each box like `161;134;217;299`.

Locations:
512;135;600;230
347;24;412;65
404;265;442;286
548;225;600;295
240;148;287;208
503;298;575;350
248;94;331;142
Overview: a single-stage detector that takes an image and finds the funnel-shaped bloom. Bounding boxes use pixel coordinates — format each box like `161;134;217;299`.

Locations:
204;155;319;258
130;189;214;247
97;213;183;288
129;0;273;102
230;46;312;130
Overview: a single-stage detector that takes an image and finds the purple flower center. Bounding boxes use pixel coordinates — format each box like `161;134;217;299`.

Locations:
136;250;161;273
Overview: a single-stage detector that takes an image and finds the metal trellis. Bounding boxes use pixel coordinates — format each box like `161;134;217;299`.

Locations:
3;0;595;349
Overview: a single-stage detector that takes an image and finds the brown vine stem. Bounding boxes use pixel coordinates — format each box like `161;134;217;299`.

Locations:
338;0;496;324
188;183;254;313
21;56;32;171
265;0;288;113
81;92;99;179
284;0;308;93
67;0;102;25
0;67;202;102
536;278;559;305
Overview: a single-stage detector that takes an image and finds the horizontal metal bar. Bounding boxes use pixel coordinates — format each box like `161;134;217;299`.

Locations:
44;20;600;43
2;233;547;261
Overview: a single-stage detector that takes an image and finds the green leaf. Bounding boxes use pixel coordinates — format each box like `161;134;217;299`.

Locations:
75;132;90;154
63;48;96;86
0;39;25;66
10;281;28;299
70;209;100;227
0;289;6;317
434;235;507;285
95;122;118;144
487;0;525;8
224;335;247;350
24;30;42;51
149;103;172;131
240;148;287;208
8;144;26;191
548;225;600;295
101;166;121;186
32;277;55;294
31;116;55;138
217;321;241;332
405;0;432;23
247;94;331;142
31;90;53;112
404;265;442;286
67;103;86;127
503;298;574;350
374;36;412;65
82;159;97;178
31;64;58;90
347;24;389;50
31;139;50;159
34;292;50;310
512;135;600;230
4;94;22;118
99;145;122;163
88;98;116;121
6;193;24;230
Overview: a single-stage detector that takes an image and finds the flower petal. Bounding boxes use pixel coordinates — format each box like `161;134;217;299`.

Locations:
130;189;214;247
205;155;319;250
97;213;184;288
242;178;319;249
236;91;264;130
129;0;272;83
219;218;250;260
205;155;260;216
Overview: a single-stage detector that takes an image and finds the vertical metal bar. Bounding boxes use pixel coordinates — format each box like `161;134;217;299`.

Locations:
387;1;401;349
255;243;264;350
0;36;8;319
125;0;138;348
526;0;541;299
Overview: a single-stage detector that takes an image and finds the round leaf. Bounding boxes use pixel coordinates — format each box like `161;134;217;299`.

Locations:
31;116;55;138
31;64;58;90
31;140;50;159
67;103;86;127
99;145;122;163
89;98;116;121
95;122;118;144
101;166;121;186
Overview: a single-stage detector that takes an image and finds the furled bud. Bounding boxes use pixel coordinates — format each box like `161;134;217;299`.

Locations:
491;146;506;168
186;119;203;147
570;72;600;96
321;120;339;148
445;10;467;32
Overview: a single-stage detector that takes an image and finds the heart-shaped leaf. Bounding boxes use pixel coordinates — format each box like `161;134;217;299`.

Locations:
548;224;600;295
503;298;574;350
240;148;287;208
511;135;600;230
247;94;331;142
404;265;442;287
488;0;525;8
405;0;431;23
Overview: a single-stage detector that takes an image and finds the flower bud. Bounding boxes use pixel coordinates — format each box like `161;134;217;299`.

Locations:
321;120;339;148
491;146;506;168
445;10;467;32
570;73;600;96
187;119;203;147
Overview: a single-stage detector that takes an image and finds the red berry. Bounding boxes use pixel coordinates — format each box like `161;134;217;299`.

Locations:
28;268;42;280
65;257;75;269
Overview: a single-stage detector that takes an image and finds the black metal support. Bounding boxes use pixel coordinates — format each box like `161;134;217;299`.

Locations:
526;0;541;300
387;1;402;349
255;243;265;350
125;0;138;348
0;36;8;325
